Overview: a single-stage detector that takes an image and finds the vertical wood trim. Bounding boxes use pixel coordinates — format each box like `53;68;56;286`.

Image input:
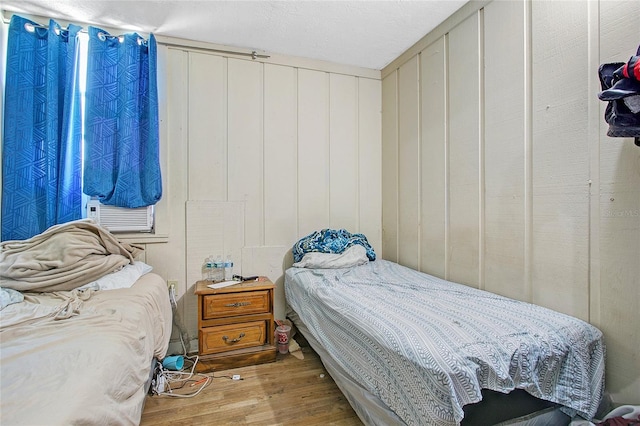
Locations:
523;0;533;303
296;68;300;240
587;0;601;327
417;53;422;268
261;63;266;246
326;72;332;225
225;57;229;202
261;62;266;247
356;78;361;233
327;72;332;227
295;68;300;242
381;71;399;262
394;71;400;262
478;8;486;291
444;33;450;281
395;71;400;262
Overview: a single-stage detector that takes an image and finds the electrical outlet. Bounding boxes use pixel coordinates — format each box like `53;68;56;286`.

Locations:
167;280;178;289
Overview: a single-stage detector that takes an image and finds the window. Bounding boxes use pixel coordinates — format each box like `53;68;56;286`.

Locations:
2;16;162;240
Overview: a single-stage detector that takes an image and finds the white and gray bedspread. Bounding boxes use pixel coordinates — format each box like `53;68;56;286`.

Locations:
285;260;605;426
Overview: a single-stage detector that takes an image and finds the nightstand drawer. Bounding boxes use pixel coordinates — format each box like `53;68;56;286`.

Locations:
203;290;270;319
200;321;267;355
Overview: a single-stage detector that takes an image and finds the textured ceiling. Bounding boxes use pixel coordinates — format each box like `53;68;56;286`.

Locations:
1;0;467;70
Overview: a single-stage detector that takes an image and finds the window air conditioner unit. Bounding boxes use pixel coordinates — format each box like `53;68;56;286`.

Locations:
86;200;154;233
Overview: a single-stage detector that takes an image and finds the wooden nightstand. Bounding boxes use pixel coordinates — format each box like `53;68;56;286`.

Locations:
195;278;277;372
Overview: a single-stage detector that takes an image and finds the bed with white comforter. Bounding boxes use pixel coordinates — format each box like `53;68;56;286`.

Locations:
285;259;605;426
0;219;172;425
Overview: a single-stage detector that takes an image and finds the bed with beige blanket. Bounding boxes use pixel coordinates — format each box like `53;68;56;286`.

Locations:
0;219;172;425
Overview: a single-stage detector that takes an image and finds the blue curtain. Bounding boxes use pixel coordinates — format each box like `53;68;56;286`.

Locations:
83;27;162;208
2;16;82;241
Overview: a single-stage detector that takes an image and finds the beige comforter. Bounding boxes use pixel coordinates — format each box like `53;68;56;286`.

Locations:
0;273;172;425
0;219;142;292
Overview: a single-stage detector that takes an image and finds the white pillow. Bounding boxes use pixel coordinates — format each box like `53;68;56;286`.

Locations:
293;245;369;269
77;261;153;291
0;287;24;310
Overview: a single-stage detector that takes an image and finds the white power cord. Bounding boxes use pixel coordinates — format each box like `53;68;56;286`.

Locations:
152;354;212;398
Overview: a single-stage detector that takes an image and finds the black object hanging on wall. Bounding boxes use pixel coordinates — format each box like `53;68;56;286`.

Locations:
597;45;640;147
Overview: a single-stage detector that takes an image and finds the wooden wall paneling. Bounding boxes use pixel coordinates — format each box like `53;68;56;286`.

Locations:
419;37;447;278
188;53;227;201
597;0;640;403
482;1;527;299
185;201;244;343
297;69;330;237
227;59;264;247
185;201;225;343
151;47;188;259
531;1;590;319
378;0;640;407
447;13;481;287
586;0;602;337
382;1;491;80
241;246;290;320
397;56;421;270
381;72;399;262
264;64;298;248
329;74;359;231
146;47;190;354
150;44;170;238
358;77;383;254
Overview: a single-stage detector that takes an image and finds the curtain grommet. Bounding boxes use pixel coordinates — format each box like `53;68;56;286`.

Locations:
98;32;107;42
24;22;35;33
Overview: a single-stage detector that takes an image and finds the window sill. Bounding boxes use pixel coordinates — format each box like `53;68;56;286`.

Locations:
114;233;169;244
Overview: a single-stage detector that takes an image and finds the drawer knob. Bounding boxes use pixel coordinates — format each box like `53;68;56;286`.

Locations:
222;333;246;344
224;301;251;308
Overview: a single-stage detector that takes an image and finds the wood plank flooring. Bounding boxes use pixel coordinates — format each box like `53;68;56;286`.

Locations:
140;347;363;425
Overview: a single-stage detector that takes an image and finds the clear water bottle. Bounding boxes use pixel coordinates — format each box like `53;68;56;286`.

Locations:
202;255;214;281
224;255;233;281
201;258;208;281
213;255;224;282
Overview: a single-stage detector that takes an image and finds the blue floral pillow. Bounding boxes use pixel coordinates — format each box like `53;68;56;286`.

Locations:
292;229;376;263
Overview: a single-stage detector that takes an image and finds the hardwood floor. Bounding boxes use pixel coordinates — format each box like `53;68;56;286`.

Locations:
140;347;363;425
